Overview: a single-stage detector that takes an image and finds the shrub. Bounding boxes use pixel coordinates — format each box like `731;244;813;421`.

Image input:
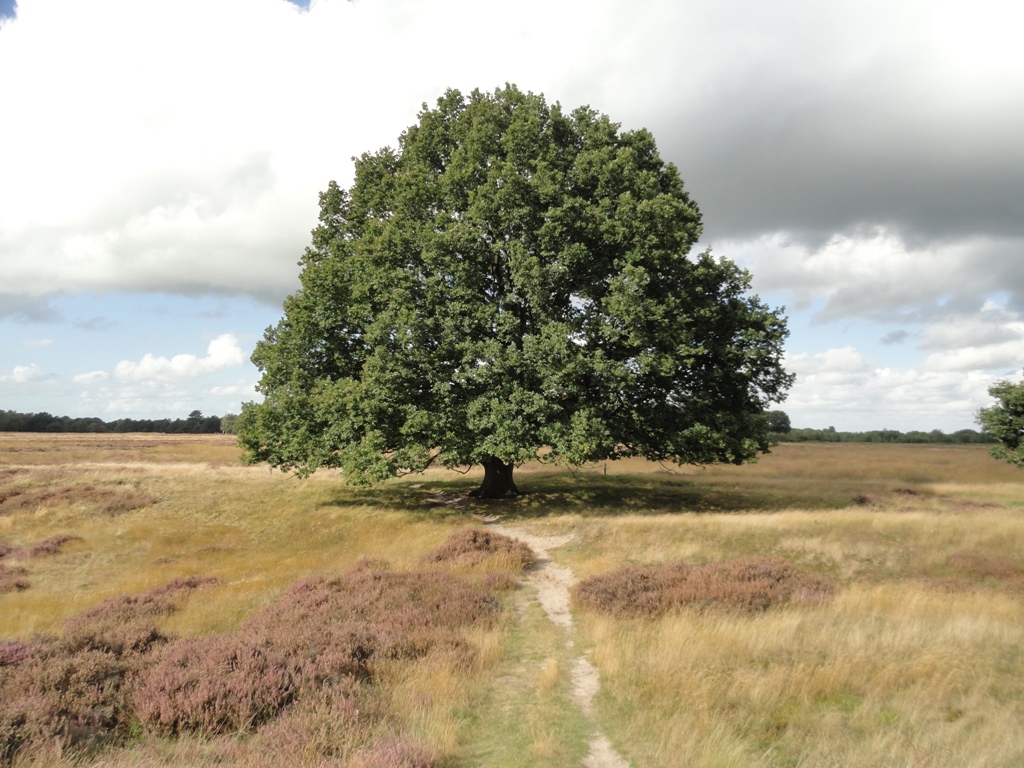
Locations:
23;535;82;558
94;487;159;515
1;562;498;762
479;572;519;592
0;639;136;762
425;529;534;571
133;634;302;736
944;553;1024;593
249;682;376;763
0;469;26;484
572;556;835;618
0;485;156;516
0;642;29;668
133;561;498;737
63;576;217;656
947;553;1021;579
0;535;84;595
0;576;216;764
0;565;30;594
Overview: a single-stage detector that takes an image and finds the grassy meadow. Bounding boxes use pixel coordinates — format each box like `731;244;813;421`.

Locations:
1;433;1023;766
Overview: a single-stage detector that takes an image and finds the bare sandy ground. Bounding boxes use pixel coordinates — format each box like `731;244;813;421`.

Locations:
493;524;630;768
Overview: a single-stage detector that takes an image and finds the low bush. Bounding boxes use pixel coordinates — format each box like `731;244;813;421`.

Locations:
0;485;156;516
0;640;136;760
0;576;216;763
134;633;302;736
134;561;498;737
0;642;29;668
425;528;534;571
247;682;378;763
23;534;82;558
0;565;29;594
0;469;26;484
0;536;82;594
63;576;217;657
572;556;835;618
947;553;1021;579
1;558;502;764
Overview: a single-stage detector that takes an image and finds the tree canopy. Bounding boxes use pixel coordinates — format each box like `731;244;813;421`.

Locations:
239;85;793;497
766;410;792;434
977;372;1024;468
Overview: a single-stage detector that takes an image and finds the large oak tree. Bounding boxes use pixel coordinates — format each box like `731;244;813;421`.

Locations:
239;86;793;497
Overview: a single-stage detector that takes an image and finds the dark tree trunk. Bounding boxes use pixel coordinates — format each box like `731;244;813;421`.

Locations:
470;456;519;499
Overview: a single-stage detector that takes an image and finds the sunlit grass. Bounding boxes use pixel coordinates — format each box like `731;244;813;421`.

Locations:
0;457;464;639
583;584;1024;767
2;433;1024;765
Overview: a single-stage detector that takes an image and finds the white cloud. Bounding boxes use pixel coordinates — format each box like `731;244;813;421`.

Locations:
0;0;604;301
71;377;253;419
783;346;1010;431
0;363;45;384
23;338;55;348
920;309;1024;351
721;230;1024;322
72;370;110;385
114;334;245;382
209;381;257;398
924;342;1024;373
913;305;1024;372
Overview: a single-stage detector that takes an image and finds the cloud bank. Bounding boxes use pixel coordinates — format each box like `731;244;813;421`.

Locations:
61;334;252;417
2;0;1021;308
784;347;1004;432
112;334;245;382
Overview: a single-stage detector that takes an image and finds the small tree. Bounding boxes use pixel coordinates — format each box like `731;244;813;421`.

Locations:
239;85;793;497
977;373;1024;468
766;410;791;434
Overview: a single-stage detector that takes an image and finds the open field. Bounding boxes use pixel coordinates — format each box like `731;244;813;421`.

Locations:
1;433;1023;766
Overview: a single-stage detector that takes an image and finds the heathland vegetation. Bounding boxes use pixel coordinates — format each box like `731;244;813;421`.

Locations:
1;433;1023;766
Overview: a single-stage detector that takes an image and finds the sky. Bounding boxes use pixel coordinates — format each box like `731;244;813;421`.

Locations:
1;0;1022;431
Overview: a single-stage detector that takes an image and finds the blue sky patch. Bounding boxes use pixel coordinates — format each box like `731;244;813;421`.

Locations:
0;0;17;20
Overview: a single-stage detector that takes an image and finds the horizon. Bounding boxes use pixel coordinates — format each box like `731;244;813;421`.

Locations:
0;406;998;440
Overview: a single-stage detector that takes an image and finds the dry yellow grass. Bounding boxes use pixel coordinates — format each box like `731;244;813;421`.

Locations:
3;433;1024;766
584;584;1024;767
537;657;560;694
0;445;462;639
551;447;1024;767
0;435;525;767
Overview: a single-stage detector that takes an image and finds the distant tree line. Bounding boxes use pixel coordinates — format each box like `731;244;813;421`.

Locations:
0;406;995;445
764;411;996;444
776;427;996;444
0;409;241;435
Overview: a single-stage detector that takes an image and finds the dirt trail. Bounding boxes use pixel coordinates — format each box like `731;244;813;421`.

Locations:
492;524;630;768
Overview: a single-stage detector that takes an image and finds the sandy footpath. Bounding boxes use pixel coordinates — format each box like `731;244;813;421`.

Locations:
492;524;630;768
